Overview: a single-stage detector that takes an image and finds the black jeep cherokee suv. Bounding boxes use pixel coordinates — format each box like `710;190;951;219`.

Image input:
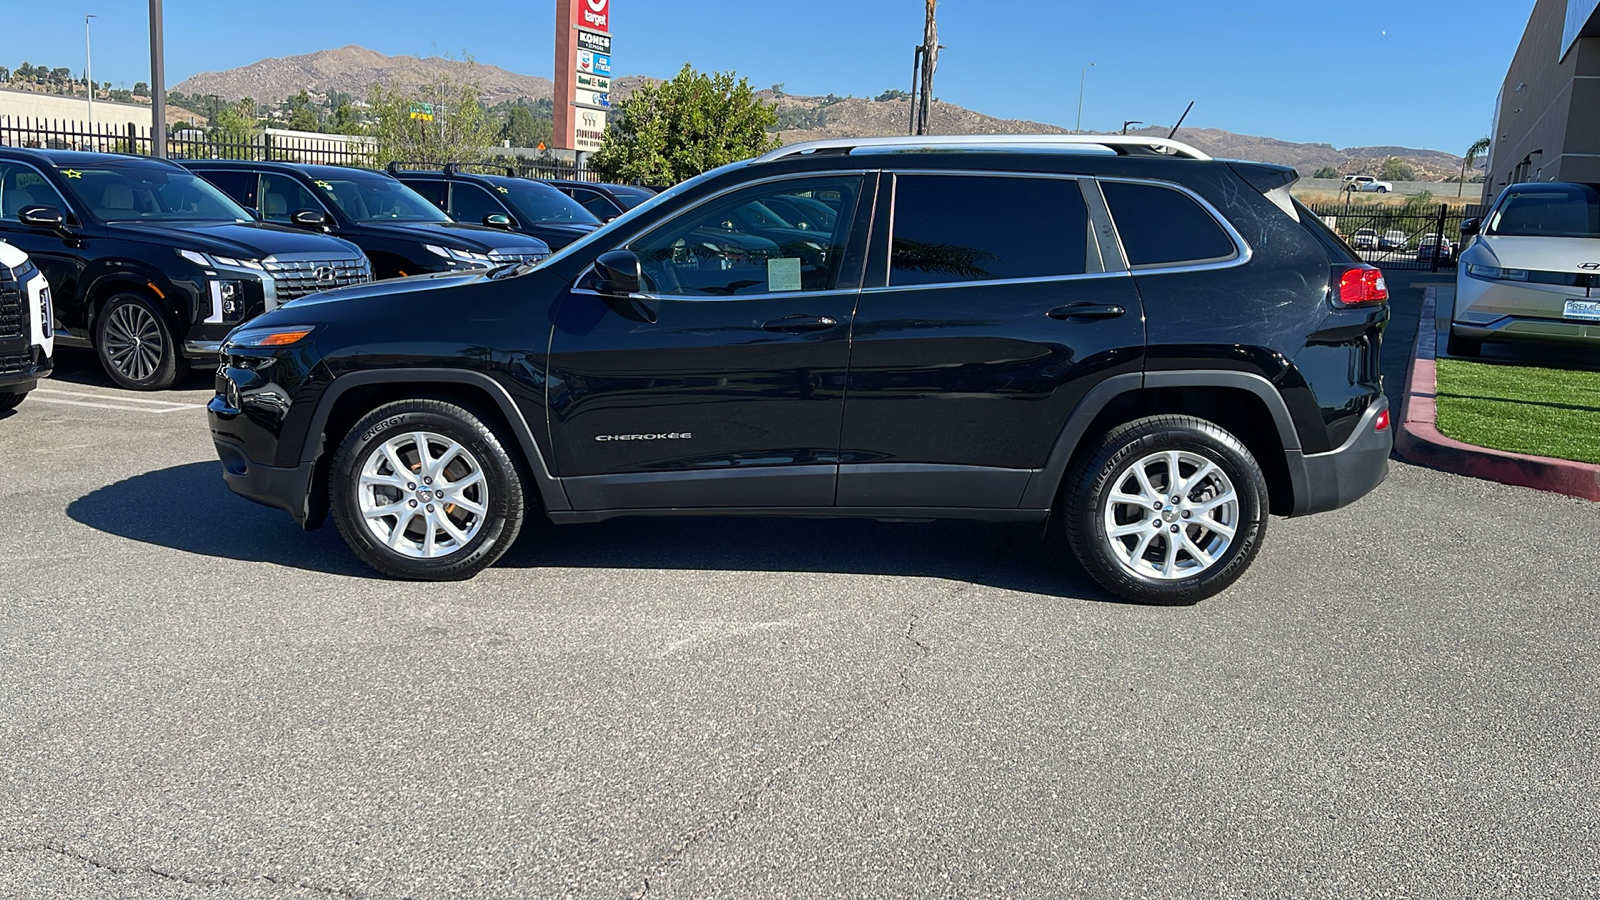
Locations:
207;135;1392;604
181;161;551;280
0;149;371;390
387;163;603;250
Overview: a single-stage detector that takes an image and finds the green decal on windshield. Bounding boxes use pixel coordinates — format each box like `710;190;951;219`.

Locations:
62;169;82;179
314;180;333;189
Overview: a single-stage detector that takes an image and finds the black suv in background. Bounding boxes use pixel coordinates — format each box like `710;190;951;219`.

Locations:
543;180;656;220
181;161;551;280
208;135;1392;605
388;164;602;250
0;148;370;390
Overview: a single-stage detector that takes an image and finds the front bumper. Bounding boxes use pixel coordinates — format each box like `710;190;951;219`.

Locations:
1287;398;1392;517
0;345;52;391
211;421;317;528
1454;272;1600;345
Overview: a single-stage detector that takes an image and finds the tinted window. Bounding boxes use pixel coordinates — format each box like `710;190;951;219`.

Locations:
260;173;325;222
496;180;599;224
1488;184;1600;237
573;190;619;218
310;173;452;223
407;179;448;211
55;164;251;222
0;162;72;219
609;186;654;210
890;175;1089;287
451;183;508;224
1102;181;1237;267
630;176;862;297
198;170;258;209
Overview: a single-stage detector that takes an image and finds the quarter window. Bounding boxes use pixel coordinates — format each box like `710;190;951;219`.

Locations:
629;176;863;297
1101;181;1237;267
889;174;1090;286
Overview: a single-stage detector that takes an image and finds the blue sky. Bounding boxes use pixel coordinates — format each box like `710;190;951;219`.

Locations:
12;0;1534;154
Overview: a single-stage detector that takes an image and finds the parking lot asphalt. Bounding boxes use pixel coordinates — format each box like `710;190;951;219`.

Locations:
3;303;1598;898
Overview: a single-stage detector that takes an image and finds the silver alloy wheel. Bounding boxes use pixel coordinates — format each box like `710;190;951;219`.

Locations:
1102;449;1239;581
103;302;164;382
358;431;489;559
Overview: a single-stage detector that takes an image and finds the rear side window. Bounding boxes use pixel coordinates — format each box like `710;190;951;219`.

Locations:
889;174;1088;286
1102;181;1237;267
199;170;258;209
407;179;448;211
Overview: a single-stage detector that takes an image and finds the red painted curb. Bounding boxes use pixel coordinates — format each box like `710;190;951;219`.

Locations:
1395;288;1600;502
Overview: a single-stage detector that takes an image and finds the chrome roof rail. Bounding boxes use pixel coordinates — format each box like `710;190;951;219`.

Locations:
756;134;1212;163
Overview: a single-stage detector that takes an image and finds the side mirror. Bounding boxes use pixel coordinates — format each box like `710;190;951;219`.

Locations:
483;213;515;229
291;209;328;230
594;249;643;296
1460;218;1480;237
18;205;65;229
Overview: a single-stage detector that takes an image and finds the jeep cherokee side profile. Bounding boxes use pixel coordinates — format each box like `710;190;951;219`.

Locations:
207;135;1392;605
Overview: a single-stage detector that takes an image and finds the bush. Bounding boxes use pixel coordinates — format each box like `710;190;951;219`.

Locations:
1312;166;1341;179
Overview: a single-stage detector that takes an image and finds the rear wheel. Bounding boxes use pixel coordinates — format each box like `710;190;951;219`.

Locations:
1065;416;1269;605
96;292;189;391
1446;329;1482;358
330;399;526;581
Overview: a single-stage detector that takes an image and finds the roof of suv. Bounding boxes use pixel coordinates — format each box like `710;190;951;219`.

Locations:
181;159;392;181
0;147;188;170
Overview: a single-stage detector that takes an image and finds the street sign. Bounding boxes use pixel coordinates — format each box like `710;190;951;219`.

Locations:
408;102;434;121
574;89;610;110
576;73;611;93
579;0;610;32
577;30;611;55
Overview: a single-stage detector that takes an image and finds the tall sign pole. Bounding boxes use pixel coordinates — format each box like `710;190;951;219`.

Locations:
554;0;611;158
918;0;937;136
149;0;166;157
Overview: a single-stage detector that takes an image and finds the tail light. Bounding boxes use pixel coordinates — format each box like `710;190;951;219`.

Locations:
1335;267;1388;308
1374;408;1390;432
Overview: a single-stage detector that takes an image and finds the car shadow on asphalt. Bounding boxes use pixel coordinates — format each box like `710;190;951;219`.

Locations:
67;462;1123;602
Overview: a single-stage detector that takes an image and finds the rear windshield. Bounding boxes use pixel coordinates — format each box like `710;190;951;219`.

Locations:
57;163;251;223
1292;198;1361;263
1487;184;1600;237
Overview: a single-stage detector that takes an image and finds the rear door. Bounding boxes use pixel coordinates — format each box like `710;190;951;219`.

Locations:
837;171;1145;509
546;173;875;511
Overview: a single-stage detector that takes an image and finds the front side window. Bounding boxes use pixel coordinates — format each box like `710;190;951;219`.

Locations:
310;173;452;223
260;173;326;222
889;174;1090;287
0;162;72;220
56;164;252;222
1101;180;1238;267
1487;184;1600;237
451;183;509;224
630;175;863;297
497;180;599;224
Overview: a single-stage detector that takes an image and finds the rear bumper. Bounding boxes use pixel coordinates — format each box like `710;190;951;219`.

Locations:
212;423;316;528
1287;398;1392;517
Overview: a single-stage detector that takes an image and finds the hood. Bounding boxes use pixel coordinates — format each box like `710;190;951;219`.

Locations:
103;220;362;259
1478;235;1600;273
278;268;488;309
353;220;551;253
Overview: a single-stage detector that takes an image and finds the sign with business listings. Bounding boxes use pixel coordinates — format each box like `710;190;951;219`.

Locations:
555;0;613;152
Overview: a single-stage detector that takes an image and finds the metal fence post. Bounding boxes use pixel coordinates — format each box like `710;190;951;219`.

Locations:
1430;204;1447;273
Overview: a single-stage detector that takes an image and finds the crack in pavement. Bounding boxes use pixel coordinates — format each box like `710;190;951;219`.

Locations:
1;842;363;898
631;539;1014;899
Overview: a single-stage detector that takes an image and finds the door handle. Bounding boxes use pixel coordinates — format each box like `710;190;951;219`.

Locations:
1047;303;1127;321
763;314;839;332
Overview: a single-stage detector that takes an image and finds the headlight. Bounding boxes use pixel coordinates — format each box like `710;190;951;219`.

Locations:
1465;264;1529;282
176;249;264;270
178;249;210;266
423;244;493;264
226;325;315;348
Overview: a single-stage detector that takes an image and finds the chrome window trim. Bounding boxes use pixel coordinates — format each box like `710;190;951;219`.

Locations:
1095;176;1254;275
861;270;1133;295
882;170;1108;289
568;285;861;304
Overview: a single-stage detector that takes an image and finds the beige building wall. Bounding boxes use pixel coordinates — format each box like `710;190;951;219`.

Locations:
1486;0;1600;202
0;88;154;131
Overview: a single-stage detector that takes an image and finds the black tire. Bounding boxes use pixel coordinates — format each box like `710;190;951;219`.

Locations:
330;399;527;581
1446;329;1482;358
95;292;189;391
1064;415;1269;605
0;391;26;411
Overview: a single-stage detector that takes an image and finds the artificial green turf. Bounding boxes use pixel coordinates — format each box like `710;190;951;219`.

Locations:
1434;359;1600;465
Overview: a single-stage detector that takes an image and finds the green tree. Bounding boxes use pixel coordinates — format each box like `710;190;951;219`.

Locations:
1459;136;1490;198
366;60;498;167
330;96;360;135
590;64;780;185
133;81;150;97
286;89;320;132
14;63;32;82
1312;165;1341;179
209;98;260;158
501;104;551;148
1378;156;1416;182
876;88;910;102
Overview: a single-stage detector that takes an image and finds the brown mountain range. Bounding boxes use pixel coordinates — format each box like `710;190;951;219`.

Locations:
174;46;1466;178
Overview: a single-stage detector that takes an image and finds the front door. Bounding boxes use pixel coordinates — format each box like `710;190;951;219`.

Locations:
547;173;875;511
0;161;88;342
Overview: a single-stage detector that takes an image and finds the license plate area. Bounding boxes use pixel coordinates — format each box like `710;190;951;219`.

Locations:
1563;299;1600;322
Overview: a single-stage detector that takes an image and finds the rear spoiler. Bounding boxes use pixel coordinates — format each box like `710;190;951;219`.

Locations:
1227;161;1299;193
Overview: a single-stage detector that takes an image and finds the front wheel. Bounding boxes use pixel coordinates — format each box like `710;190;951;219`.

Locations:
96;292;189;391
330;399;527;580
1064;416;1269;605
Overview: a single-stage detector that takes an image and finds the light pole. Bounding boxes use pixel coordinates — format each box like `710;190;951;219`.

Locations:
1076;62;1096;133
85;14;97;144
149;0;166;157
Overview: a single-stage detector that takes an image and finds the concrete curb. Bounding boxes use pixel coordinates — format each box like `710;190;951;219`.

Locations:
1395;288;1600;501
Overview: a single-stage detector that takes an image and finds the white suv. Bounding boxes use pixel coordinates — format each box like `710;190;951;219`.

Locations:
0;241;54;411
1343;175;1394;194
1451;181;1600;357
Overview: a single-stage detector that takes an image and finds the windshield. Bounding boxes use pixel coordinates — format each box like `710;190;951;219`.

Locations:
498;180;601;224
610;186;654;210
311;173;452;223
1487;184;1600;238
59;164;251;222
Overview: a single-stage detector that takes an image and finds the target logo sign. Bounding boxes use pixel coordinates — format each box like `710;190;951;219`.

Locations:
582;0;609;32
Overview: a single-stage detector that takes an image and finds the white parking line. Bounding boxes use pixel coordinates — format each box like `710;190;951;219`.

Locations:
30;387;204;414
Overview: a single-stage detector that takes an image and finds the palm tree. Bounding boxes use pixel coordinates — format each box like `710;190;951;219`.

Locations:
1459;137;1490;198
